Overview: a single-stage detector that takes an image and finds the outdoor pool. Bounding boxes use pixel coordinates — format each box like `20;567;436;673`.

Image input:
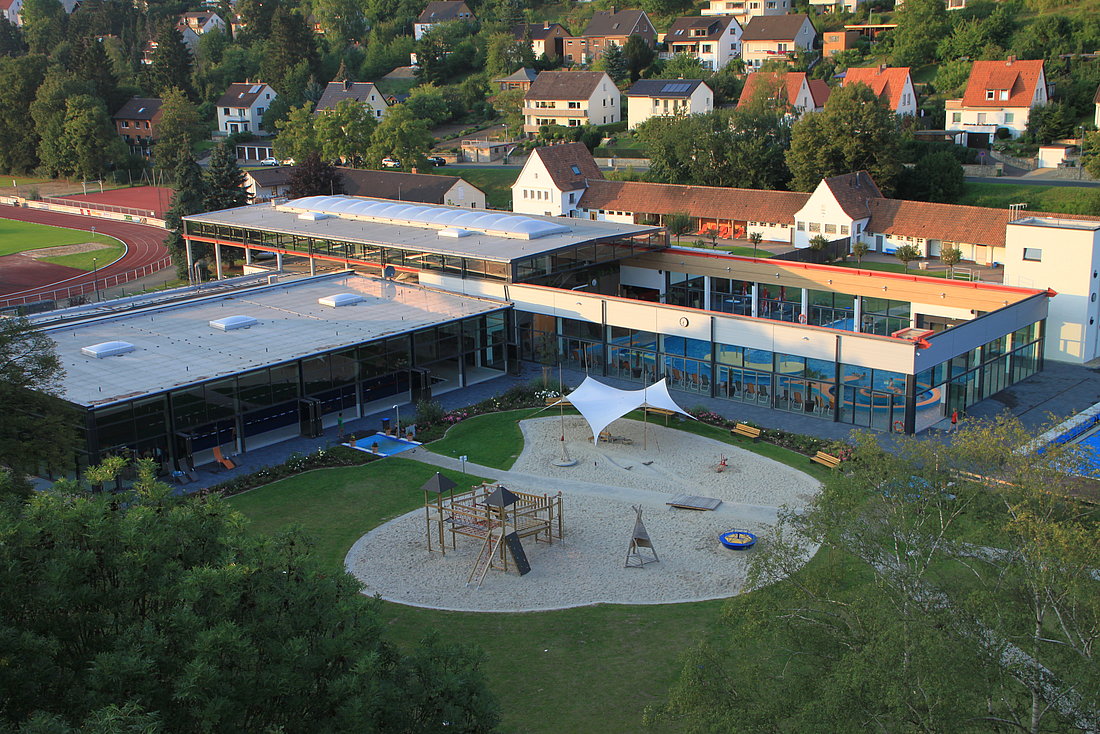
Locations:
349;433;419;457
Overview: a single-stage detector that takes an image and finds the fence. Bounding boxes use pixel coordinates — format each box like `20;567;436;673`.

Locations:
772;237;850;265
0;255;173;312
0;196;167;227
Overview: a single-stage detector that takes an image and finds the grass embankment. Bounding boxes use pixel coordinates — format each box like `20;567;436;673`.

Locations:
446;166;520;210
428;408;531;469
0;218;125;268
957;181;1100;216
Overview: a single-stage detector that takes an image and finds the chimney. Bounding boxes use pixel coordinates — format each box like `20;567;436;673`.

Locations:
1006;55;1016;65
410;167;418;174
344;79;352;91
610;5;616;13
544;21;550;29
879;63;886;72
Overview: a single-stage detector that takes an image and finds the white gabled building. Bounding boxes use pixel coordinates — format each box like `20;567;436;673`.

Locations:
701;0;791;25
737;70;829;118
511;142;604;217
314;80;390;120
522;71;621;134
842;66;917;116
663;15;742;71
625;79;713;130
946;58;1047;144
413;0;473;40
740;14;816;70
216;82;277;136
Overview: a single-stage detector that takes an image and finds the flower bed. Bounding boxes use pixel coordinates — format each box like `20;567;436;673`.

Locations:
206;445;379;499
689;410;853;460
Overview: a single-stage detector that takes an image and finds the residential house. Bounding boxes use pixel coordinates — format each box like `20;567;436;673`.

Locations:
172;21;201;52
740;14;816;70
823;29;859;57
946;58;1047;143
413;1;473;40
809;0;864;12
701;0;792;25
1092;83;1099;128
522;71;621;134
180;11;225;34
244;167;294;202
562;9;656;65
339;168;486;208
217;82;277;136
625;79;713;129
511;142;604;216
511;22;571;58
842;66;917;116
737;71;828;118
663;15;742;71
1;0;22;26
112;97;163;159
315;80;390;120
494;68;538;92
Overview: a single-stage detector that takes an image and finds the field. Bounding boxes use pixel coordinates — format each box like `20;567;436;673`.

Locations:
447;167;520;209
0;217;125;268
957;181;1100;216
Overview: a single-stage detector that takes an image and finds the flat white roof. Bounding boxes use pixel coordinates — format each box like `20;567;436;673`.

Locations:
1012;216;1100;231
184;196;660;264
49;273;508;408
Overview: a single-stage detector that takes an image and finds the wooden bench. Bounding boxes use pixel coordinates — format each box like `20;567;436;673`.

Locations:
644;407;677;425
546;397;571;407
810;451;843;470
731;423;762;441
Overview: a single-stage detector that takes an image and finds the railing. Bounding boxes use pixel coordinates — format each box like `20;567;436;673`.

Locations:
42;195;161;219
0;256;174;311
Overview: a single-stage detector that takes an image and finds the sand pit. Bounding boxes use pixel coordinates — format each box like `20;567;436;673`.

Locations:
345;417;822;612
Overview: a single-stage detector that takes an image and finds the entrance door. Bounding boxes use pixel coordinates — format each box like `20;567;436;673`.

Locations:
297;398;323;438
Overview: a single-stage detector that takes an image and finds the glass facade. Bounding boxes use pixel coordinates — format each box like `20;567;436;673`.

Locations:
80;312;509;473
515;308;1044;433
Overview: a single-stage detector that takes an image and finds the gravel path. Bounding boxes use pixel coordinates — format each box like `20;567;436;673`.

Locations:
345;417;821;612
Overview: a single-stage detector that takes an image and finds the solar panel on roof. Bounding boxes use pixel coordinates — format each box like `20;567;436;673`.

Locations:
249;84;262;93
660;82;691;94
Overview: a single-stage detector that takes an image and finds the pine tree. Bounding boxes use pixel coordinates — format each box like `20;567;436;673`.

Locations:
165;155;207;278
150;20;193;97
71;36;121;112
288;151;344;198
262;7;317;92
203;142;247;211
601;44;628;85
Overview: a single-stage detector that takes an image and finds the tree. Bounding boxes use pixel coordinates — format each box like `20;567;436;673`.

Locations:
851;239;869;266
661;53;708;80
649;417;1100;733
203;142;247;212
640;0;694;15
0;16;26;57
703;226;719;248
889;0;950;66
262;6;318;93
19;0;65;55
313;0;367;44
30;70;95;178
0;460;501;732
748;231;763;257
0;317;73;475
165;155;207;278
939;245;962;277
155;88;203;175
599;43;628;85
490;87;524;139
69;35;121;112
274;103;321;164
62;94;125;180
288;151;344;198
315;99;378;167
666;212;693;243
149;20;193;98
368;103;434;171
786;83;902;194
0;54;47;173
808;233;828;251
623;35;655;82
894;243;921;272
404;83;452;126
485;31;533;79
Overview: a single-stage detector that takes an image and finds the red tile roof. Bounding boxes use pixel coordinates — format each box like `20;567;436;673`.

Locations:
579;179;809;222
824;171;882;220
807;79;831;109
533;143;605;191
842;66;911;111
961;59;1045;108
525;71;609;100
737;71;805;109
867;199;1098;247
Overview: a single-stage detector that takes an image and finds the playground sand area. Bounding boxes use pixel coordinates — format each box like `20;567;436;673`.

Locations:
345;417;821;612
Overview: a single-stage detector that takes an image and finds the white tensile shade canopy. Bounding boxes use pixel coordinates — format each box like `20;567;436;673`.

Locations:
561;377;694;441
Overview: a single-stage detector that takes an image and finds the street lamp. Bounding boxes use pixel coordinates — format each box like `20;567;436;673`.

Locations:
392;404;401;436
91;256;99;303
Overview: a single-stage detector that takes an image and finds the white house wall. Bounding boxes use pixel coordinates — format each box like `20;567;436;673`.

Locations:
620;265;666;291
792;181;858;248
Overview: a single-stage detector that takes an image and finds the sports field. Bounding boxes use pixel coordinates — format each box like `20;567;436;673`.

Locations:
0;217;124;269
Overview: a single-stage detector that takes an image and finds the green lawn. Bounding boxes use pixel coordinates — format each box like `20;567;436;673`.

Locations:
226;458;485;569
0;218;123;258
829;259;948;277
715;244;774;258
447;167;519;210
38;243;126;270
957;182;1100;216
429;408;533;470
1;176;51;187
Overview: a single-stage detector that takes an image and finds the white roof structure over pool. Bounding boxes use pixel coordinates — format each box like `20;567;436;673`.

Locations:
184;195;661;264
560;377;695;440
46;272;508;408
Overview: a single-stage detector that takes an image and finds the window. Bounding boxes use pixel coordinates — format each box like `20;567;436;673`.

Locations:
840;225;849;235
808;222;820;232
523;190;528;199
797;222;805;231
256;108;264;116
569;193;575;203
1000;90;1008;101
824;224;836;234
1023;248;1042;261
1004;112;1014;124
985;90;995;100
568;101;581;109
122;121;129;127
223;107;229;115
951;112;961;123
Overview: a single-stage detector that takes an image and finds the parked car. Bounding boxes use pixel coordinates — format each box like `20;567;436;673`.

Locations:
259;157;280;166
427;156;446;167
381;157;401;168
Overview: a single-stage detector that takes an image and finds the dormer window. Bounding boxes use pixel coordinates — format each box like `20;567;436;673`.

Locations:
1000;90;1009;100
985;90;995;100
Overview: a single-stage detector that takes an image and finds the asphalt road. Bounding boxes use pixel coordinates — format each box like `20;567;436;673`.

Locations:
965;176;1100;187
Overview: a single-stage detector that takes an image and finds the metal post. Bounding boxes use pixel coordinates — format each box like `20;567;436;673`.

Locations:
91;257;99;302
214;241;223;280
393;404;401;436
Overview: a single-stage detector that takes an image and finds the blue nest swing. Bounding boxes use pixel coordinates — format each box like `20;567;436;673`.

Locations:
719;530;757;550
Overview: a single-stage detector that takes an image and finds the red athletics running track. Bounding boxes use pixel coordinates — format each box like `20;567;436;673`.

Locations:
0;205;169;300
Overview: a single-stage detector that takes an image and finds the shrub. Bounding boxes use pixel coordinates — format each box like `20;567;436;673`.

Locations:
415;399;446;426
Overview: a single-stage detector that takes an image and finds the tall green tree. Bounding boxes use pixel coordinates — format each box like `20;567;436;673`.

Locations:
165;155;207;277
367;103;433;170
897;150;965;203
154;87;203;175
599;43;628;85
288;151;344;198
30;70;96;178
623;36;656;82
786;83;902;194
273;103;321;164
888;0;950;66
0;54;47;173
62;94;126;180
0;460;500;732
19;0;65;55
70;36;121;112
203;142;247;212
313;0;367;44
315;99;378;166
0;16;27;57
0;317;73;475
149;20;193;98
262;6;318;93
484;31;533;78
